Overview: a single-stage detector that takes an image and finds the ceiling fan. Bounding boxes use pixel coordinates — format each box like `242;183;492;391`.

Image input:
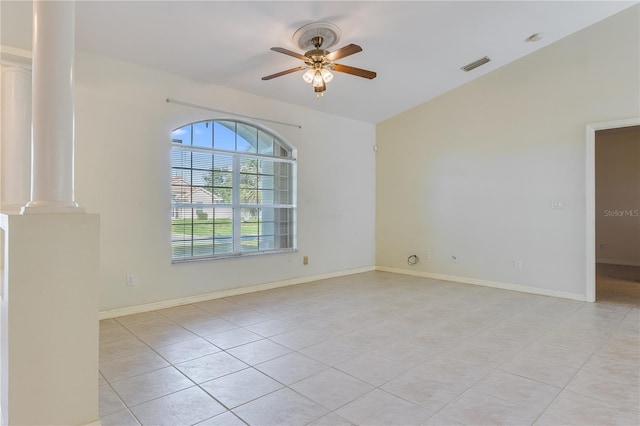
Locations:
262;22;377;98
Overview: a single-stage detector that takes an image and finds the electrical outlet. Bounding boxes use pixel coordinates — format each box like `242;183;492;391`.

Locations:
451;255;458;264
303;256;309;265
424;251;429;261
514;260;523;270
598;243;605;250
126;274;137;286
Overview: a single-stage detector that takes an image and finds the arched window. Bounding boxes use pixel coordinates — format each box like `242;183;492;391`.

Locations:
171;119;296;261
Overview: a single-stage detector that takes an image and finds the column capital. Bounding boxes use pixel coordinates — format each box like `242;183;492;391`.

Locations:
0;65;31;75
0;45;32;68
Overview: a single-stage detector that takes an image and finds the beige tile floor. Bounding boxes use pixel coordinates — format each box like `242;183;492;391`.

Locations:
99;271;640;426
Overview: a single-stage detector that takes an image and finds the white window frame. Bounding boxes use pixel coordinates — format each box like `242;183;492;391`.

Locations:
171;119;297;262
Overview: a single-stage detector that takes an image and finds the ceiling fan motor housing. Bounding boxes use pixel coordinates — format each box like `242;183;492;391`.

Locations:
305;49;331;66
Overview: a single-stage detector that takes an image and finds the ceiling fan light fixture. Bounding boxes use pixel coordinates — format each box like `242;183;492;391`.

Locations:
320;68;333;83
302;68;315;83
312;70;324;87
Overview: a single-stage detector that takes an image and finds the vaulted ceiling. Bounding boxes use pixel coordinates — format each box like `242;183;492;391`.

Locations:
1;1;636;123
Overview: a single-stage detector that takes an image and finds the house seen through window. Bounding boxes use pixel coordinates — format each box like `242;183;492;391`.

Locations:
171;119;296;261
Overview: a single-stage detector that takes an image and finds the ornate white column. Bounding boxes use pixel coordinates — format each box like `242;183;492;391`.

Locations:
22;0;82;213
1;65;32;212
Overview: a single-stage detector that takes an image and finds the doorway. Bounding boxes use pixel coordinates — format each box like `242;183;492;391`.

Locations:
586;118;640;303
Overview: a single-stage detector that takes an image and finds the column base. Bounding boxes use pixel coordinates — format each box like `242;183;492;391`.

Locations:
20;200;85;214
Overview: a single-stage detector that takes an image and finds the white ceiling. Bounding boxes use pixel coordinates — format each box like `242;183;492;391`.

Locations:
1;1;636;123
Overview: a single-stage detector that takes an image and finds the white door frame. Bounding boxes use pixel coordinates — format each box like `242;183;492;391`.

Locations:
585;117;640;302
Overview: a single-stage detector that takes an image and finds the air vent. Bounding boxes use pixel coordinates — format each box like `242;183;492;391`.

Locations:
461;56;491;72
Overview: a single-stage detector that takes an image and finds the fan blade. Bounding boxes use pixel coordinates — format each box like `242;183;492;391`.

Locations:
270;47;309;62
332;64;377;79
325;44;362;61
262;66;307;80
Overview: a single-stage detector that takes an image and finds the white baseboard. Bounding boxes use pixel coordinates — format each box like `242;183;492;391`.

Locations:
375;266;586;302
100;264;591;320
99;266;375;320
596;259;640;267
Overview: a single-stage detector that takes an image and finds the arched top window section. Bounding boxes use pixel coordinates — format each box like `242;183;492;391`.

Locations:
172;119;295;158
170;119;296;262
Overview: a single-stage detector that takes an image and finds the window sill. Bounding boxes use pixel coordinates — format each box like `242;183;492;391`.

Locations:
171;248;297;264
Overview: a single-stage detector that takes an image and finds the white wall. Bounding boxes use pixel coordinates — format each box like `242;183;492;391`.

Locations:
73;52;376;312
376;6;640;299
596;126;640;266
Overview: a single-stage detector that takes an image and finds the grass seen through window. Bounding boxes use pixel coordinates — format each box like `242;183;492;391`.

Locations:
171;218;261;236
